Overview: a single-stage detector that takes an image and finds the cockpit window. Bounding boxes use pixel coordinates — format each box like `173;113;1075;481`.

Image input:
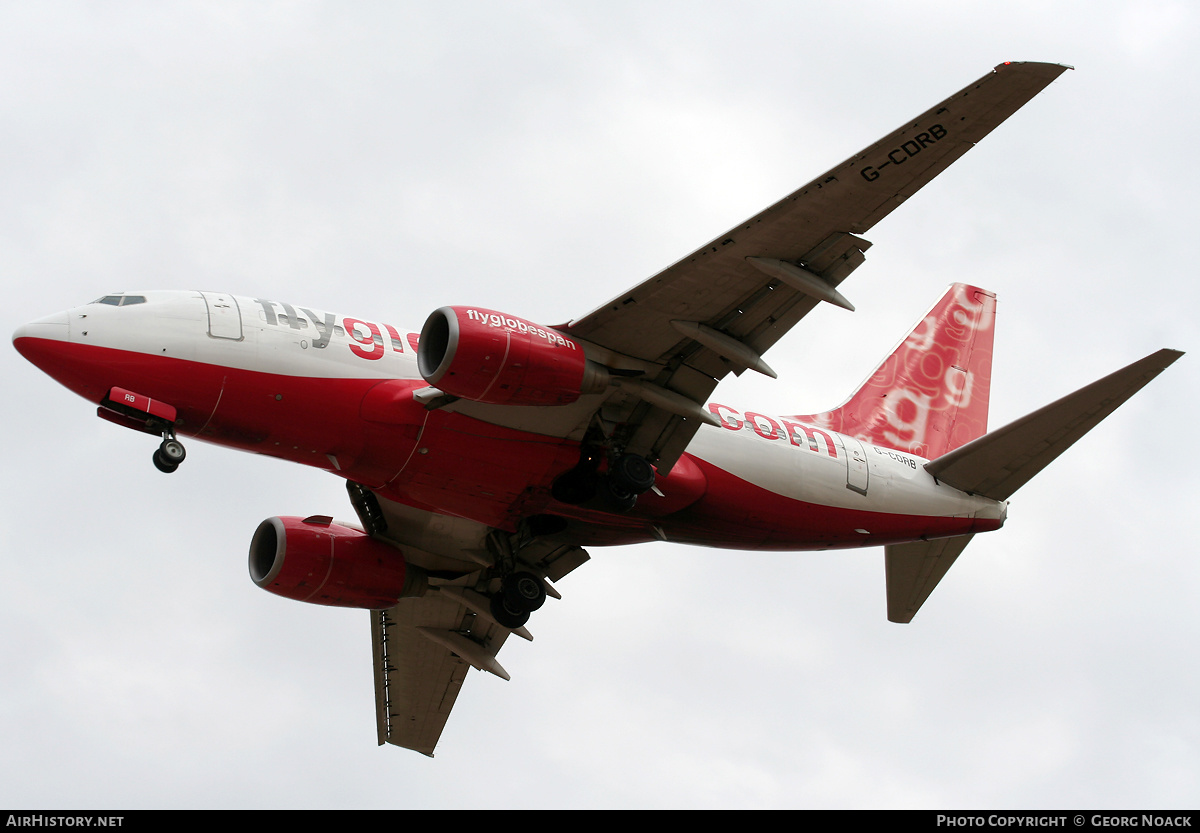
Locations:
91;294;147;306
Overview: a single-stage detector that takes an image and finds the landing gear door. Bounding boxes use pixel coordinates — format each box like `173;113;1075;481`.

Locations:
201;292;243;341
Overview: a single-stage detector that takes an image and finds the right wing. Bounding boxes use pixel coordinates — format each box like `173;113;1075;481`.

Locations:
371;591;494;756
352;484;589;756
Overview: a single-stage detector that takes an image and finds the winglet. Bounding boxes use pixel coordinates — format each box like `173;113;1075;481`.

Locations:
994;60;1074;73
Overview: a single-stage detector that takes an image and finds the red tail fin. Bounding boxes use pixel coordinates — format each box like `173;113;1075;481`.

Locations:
793;283;996;459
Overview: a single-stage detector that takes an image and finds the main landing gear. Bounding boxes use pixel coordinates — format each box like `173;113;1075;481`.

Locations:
481;524;553;631
152;435;187;474
552;451;657;513
488;571;547;629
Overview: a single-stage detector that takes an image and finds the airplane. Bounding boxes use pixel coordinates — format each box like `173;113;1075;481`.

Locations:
12;61;1183;757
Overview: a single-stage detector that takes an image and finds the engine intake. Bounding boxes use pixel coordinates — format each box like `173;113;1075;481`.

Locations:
249;516;425;609
418;306;609;405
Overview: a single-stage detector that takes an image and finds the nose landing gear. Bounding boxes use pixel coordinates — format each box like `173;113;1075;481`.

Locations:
152;435;186;474
95;387;188;474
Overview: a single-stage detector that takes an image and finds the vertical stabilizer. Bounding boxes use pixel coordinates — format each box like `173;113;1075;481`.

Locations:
794;283;995;459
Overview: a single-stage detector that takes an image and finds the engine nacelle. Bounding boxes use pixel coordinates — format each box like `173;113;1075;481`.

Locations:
249;516;425;609
418;306;609;405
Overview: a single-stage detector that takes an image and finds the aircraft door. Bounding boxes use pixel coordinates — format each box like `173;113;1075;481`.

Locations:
843;436;870;496
201;292;244;341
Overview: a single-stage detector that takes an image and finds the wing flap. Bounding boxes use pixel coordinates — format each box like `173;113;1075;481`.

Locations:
926;349;1183;501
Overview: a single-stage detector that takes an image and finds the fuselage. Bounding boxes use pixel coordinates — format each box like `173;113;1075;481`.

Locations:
13;290;1006;550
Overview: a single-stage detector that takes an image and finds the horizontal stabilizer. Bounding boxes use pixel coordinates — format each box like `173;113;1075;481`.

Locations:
926;349;1183;501
886;534;975;623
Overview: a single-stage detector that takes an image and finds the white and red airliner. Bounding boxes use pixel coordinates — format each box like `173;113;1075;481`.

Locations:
13;62;1182;756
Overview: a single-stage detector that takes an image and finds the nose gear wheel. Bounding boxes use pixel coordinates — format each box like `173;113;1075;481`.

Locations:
152;437;186;474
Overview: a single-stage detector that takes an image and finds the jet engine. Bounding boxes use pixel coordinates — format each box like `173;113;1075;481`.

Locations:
418;306;609;405
249;515;425;609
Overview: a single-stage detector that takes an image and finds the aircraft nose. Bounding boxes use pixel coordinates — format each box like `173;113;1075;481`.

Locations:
13;310;70;363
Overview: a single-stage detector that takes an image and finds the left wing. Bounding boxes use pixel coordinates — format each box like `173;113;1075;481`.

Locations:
562;61;1069;472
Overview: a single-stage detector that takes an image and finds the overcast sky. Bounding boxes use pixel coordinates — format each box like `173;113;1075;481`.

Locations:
2;1;1197;810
